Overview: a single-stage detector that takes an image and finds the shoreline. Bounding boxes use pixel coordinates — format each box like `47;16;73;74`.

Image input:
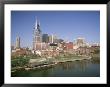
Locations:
11;56;92;72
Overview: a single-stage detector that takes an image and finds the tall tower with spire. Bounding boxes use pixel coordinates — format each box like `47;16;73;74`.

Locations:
16;36;20;49
33;18;42;50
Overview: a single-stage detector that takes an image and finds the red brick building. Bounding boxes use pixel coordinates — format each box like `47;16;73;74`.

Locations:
65;42;73;50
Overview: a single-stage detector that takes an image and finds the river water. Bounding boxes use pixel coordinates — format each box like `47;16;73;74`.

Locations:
11;58;100;77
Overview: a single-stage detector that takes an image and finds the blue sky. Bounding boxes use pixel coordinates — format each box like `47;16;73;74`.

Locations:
11;11;100;48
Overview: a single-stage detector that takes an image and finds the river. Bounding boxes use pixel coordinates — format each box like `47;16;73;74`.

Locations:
11;57;100;77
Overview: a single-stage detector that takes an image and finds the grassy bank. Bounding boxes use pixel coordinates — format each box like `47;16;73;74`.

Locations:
91;53;100;63
11;54;92;72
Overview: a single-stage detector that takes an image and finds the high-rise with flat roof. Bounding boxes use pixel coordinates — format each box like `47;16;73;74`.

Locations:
48;35;57;43
76;37;85;47
42;34;49;43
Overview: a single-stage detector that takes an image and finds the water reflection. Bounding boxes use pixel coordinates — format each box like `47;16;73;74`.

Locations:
58;60;90;72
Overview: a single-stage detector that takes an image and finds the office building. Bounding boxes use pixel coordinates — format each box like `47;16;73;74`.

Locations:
42;34;49;43
33;18;42;50
76;37;85;47
15;36;20;49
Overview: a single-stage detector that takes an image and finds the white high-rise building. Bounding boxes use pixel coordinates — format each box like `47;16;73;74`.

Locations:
76;37;86;47
15;36;20;49
48;34;57;43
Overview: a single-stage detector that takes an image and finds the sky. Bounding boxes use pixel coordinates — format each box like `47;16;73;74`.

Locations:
11;11;100;48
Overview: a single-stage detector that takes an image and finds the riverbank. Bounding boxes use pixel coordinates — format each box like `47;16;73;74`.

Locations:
11;58;100;77
11;55;92;72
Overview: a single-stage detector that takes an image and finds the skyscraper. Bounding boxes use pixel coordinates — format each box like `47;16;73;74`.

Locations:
48;35;53;43
53;35;58;43
42;34;49;43
33;18;42;50
16;36;20;49
48;34;57;43
76;37;85;47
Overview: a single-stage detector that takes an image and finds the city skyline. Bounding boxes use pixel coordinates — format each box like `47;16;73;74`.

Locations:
11;11;100;48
